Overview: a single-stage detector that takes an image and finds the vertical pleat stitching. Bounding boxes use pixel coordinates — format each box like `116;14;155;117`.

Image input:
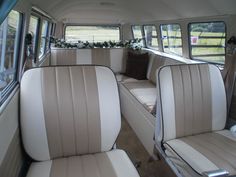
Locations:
182;135;236;173
80;156;86;177
199;65;212;132
68;67;78;155
171;66;185;137
55;68;65;156
65;158;69;177
199;65;205;132
170;67;176;139
40;69;51;158
93;155;102;177
82;67;90;153
94;155;103;177
188;65;194;135
179;66;186;136
83;66;101;153
205;134;236;157
196;65;204;133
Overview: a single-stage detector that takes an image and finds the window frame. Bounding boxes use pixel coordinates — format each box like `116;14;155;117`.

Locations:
38;19;49;60
45;22;52;51
143;24;159;50
188;21;227;65
64;24;121;43
160;23;183;56
131;25;146;47
0;10;23;104
28;14;40;62
31;10;52;61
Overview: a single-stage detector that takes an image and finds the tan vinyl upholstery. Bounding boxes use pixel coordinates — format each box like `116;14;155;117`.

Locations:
148;55;181;84
21;66;139;177
51;48;127;74
148;55;165;84
156;64;236;176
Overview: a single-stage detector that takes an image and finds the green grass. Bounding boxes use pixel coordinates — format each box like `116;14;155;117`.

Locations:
161;30;225;63
66;27;226;64
65;26;120;43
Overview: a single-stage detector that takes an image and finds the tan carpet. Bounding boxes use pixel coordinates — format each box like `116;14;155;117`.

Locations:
116;118;176;177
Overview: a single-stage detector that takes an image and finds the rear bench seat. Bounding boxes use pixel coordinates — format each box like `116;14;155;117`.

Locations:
51;48;127;74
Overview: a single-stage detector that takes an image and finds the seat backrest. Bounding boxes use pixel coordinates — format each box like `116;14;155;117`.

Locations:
148;55;165;84
50;48;128;74
147;54;182;84
20;66;121;161
155;64;227;142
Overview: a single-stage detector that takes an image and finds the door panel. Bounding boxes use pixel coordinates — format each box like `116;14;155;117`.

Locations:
0;87;25;177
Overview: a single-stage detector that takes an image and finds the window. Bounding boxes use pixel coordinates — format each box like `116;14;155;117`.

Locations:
28;15;39;56
0;10;21;97
144;25;158;49
39;20;48;58
45;22;52;51
65;26;120;43
161;24;183;56
189;22;226;64
132;25;144;47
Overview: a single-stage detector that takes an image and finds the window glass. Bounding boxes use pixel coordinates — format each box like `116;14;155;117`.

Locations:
132;25;144;47
161;24;182;56
189;22;226;64
28;16;39;55
0;10;21;95
144;25;158;50
65;26;120;43
39;20;48;58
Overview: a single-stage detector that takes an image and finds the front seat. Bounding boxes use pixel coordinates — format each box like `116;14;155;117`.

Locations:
155;64;236;177
20;66;140;177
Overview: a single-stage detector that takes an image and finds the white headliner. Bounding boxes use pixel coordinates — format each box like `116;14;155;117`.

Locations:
28;0;236;23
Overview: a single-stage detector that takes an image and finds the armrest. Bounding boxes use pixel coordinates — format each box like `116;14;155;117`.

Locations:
202;169;229;177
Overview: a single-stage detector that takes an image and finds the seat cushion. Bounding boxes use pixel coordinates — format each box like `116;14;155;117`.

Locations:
116;74;138;83
123;81;156;114
26;149;139;177
164;130;236;175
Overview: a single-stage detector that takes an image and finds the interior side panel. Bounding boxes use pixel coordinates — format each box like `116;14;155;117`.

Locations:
0;88;25;177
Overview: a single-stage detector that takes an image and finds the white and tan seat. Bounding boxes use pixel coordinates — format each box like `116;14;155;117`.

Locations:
122;80;156;114
20;66;140;177
155;64;236;176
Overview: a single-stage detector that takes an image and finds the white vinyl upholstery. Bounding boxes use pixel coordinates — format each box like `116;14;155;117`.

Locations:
147;55;182;84
164;130;236;175
156;64;227;142
21;66;121;160
123;80;156;114
21;65;139;177
155;64;236;176
26;150;139;177
51;48;127;74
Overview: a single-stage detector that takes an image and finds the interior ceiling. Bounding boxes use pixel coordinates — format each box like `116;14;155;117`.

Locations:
28;0;236;24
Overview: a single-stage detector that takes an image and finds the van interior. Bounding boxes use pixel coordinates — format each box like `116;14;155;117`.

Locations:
0;0;236;177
